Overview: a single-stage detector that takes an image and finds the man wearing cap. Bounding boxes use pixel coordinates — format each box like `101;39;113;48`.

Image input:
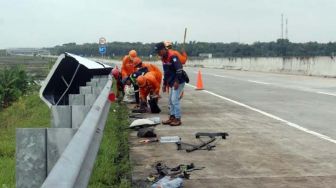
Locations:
154;42;186;126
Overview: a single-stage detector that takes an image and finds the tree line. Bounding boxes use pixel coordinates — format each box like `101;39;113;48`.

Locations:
48;39;336;58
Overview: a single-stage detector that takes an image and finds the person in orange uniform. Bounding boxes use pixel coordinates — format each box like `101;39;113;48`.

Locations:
136;72;162;113
133;57;162;86
121;50;141;104
121;50;138;80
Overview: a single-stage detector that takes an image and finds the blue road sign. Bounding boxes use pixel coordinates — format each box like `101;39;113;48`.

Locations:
99;46;106;55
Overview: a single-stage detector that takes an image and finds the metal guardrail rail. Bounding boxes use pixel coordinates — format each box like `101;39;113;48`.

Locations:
40;76;112;188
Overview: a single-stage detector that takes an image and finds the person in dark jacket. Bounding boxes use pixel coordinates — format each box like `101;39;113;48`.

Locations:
154;42;186;126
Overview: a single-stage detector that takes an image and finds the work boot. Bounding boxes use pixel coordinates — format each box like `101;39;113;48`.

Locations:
170;118;182;126
162;115;175;125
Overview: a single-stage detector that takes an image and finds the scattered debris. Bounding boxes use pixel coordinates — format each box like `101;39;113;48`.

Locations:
147;162;205;188
160;136;181;143
151;176;183;188
129;113;143;119
147;117;161;124
128;119;160;130
137;127;157;138
176;132;229;152
139;138;159;143
123;84;135;103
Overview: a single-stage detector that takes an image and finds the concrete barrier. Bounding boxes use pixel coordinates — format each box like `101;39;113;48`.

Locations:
186;56;336;77
100;56;336;77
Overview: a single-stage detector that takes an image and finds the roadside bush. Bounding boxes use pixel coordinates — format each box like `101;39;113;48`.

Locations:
0;66;34;109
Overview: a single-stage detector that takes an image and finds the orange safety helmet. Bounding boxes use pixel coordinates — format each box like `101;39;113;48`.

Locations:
133;57;142;67
137;75;146;87
111;67;119;79
128;50;137;60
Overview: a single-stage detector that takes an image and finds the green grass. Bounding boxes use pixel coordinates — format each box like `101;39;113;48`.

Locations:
88;103;132;188
0;92;50;187
89;77;132;187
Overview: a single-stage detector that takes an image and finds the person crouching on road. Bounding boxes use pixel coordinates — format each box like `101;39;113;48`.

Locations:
136;72;162;113
154;42;186;126
133;57;162;87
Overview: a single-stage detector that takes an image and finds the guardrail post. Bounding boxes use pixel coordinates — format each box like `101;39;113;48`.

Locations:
47;128;77;173
80;86;92;95
72;105;91;129
69;94;85;105
51;106;72;128
16;128;47;188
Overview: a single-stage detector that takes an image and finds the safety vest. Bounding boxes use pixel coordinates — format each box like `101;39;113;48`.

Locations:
170;50;187;65
163;50;187;65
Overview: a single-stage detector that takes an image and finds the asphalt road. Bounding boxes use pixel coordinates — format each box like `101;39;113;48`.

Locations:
185;67;336;140
129;66;336;187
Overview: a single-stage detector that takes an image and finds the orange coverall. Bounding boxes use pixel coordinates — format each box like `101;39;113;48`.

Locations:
139;72;161;101
121;55;139;79
139;63;163;85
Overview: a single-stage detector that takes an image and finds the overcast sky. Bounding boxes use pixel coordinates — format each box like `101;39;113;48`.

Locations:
0;0;336;48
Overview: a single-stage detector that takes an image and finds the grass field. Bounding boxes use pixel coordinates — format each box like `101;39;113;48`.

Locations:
0;56;55;79
0;92;50;187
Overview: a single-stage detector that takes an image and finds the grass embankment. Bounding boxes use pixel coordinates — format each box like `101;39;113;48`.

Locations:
0;81;132;187
89;102;132;188
0;93;50;187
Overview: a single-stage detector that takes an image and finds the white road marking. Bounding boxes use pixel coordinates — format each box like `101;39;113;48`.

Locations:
197;71;336;97
317;91;336;97
247;80;271;85
186;83;336;144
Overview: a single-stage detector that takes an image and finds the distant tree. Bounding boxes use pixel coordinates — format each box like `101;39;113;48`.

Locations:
48;40;336;58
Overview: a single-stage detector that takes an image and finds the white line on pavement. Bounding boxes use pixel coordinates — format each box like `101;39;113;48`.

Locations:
247;80;271;85
186;83;336;144
197;71;336;97
317;91;336;97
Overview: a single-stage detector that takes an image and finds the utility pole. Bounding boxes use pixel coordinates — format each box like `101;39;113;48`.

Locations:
286;18;288;40
281;14;284;39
